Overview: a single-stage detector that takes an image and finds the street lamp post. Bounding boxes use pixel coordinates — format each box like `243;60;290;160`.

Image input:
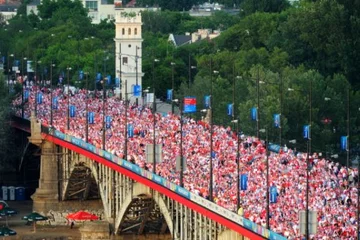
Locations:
35;60;42;117
171;62;176;114
102;77;106;150
260;128;270;229
152;59;159;173
231;119;240;210
208;65;218;202
85;72;89;143
66;67;72;130
346;86;350;169
124;80;128;160
135;46;139;105
256;68;260;139
305;78;312;240
50;62;55;126
21;56;27;118
179;99;184;187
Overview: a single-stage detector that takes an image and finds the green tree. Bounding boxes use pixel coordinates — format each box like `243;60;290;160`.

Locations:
240;0;290;17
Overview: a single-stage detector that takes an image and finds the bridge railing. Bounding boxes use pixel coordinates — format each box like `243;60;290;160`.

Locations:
11;116;286;240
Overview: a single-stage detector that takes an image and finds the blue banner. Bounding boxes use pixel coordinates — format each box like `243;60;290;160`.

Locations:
133;84;141;97
303;125;310;139
127;124;134;138
274;114;280;128
240;174;248;191
14;60;20;66
227;103;233;116
204;95;211;109
52;97;58;109
105;116;111;129
270;186;277;203
36;92;43;104
24;90;29;101
167;89;173;101
115;77;120;86
59;72;64;84
268;143;281;153
107;75;111;85
79;70;84;80
251;107;257;121
0;56;4;63
96;73;102;82
70;105;76;117
211;151;216;158
88;112;95;124
341;136;348;151
184;97;197;113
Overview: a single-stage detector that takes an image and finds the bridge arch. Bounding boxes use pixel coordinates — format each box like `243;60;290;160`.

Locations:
114;182;173;236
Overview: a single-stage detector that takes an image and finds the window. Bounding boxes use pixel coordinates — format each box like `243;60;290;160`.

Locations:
122;28;125;35
128;28;131;35
134;28;137;35
122;57;128;65
85;1;98;11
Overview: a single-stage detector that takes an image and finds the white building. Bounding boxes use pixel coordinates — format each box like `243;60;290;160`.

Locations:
114;8;144;101
0;6;18;23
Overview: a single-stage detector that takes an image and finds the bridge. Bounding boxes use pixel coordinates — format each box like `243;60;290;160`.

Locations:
11;113;286;240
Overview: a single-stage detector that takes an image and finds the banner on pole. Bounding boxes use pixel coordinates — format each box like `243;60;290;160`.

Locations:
303;125;310;139
183;96;196;113
105;116;111;129
88;112;95;124
227;103;233;116
204;95;211;109
52;97;58;109
240;174;248;190
133;84;141;97
340;136;348;151
251;107;257;121
167;89;173;101
274;114;281;128
70;105;76;117
36;92;43;104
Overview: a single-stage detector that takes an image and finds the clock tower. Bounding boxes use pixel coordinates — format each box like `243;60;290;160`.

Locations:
114;8;144;101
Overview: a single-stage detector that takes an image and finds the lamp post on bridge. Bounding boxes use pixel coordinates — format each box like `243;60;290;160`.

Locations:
124;80;128;160
21;56;27;118
66;66;72;130
50;62;55;126
231;119;241;211
202;61;219;202
173;98;184;187
85;72;89;143
152;58;160;173
260;128;270;230
171;62;176;114
289;78;312;239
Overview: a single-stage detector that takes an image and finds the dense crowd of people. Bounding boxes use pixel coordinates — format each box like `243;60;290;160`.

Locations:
12;84;359;239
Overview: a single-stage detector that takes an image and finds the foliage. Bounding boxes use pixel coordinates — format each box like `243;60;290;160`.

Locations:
240;0;290;17
0;75;21;171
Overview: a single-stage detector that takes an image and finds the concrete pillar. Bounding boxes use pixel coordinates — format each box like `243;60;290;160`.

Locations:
32;140;59;212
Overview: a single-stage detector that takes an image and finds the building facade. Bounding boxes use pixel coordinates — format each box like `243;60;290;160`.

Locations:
114;8;144;101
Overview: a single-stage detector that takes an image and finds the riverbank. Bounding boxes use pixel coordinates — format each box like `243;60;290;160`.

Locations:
1;201;170;240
